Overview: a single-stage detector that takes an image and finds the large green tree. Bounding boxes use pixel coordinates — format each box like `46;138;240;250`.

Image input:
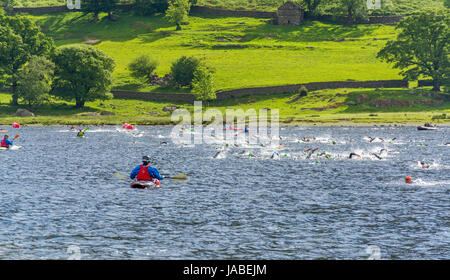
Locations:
445;0;450;9
16;56;55;109
377;10;449;91
0;13;55;105
51;45;116;108
166;0;191;30
83;0;118;22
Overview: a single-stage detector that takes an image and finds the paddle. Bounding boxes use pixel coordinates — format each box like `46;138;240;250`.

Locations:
162;174;188;181
12;135;19;142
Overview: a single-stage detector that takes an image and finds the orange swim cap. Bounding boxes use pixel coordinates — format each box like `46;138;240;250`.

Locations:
405;176;412;183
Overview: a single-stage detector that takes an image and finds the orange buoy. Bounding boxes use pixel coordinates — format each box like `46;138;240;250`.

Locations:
405;176;412;184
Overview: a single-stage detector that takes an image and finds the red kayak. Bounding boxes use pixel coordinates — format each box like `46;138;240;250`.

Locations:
130;180;161;189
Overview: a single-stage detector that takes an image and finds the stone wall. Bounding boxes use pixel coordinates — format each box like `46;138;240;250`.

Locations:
216;80;408;99
190;6;276;18
111;90;195;102
111;80;408;102
13;4;133;13
418;80;434;87
304;13;404;25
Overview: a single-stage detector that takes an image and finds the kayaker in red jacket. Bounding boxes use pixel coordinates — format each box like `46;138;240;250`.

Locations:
130;156;163;184
1;135;14;148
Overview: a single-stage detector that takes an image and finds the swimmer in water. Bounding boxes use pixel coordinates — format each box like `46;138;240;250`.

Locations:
370;153;382;160
306;147;319;159
349;153;361;159
213;150;223;158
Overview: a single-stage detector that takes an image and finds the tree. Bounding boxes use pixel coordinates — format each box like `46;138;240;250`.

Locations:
170;56;201;87
192;66;216;101
133;0;169;16
336;0;368;23
165;0;191;30
0;0;15;15
15;56;55;109
52;45;116;108
0;14;55;105
133;0;197;15
129;55;159;84
377;10;449;91
302;0;323;15
83;0;118;22
445;0;450;9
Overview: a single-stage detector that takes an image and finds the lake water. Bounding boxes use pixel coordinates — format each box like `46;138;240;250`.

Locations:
0;125;449;259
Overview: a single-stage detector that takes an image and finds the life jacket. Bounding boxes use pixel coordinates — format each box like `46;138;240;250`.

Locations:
137;164;153;181
1;139;8;147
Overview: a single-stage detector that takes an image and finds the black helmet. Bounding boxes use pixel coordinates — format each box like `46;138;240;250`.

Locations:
142;155;151;162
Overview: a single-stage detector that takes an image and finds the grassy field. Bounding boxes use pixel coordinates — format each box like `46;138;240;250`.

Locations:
197;0;445;13
2;88;449;125
32;11;403;92
14;0;445;14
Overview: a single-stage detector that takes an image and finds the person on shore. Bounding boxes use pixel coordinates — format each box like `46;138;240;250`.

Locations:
130;156;163;186
1;135;14;149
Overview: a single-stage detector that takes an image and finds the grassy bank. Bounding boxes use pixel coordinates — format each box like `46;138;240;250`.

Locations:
2;88;449;125
31;11;403;92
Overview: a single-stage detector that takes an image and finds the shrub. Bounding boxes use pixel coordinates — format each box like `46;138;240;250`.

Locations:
170;56;201;87
192;66;216;101
298;85;308;97
129;55;159;84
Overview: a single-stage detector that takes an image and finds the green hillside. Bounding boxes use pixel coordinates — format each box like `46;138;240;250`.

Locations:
15;0;445;15
33;11;402;92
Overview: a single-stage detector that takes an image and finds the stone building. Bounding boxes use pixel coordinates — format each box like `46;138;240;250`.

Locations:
277;1;304;26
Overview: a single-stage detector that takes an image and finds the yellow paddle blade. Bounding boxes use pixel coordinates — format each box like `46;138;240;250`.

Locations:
14;135;19;139
170;174;188;181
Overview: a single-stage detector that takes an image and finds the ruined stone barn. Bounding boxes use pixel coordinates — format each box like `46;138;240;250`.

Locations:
277;2;304;26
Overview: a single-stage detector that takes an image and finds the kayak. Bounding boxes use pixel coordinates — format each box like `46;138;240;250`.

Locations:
417;126;437;131
130;180;160;189
0;146;22;150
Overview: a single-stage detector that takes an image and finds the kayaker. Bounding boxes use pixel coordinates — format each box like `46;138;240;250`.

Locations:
130;156;163;184
77;129;85;137
419;161;430;169
1;135;14;148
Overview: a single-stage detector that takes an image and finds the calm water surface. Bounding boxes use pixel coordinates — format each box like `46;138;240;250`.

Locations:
0;126;449;259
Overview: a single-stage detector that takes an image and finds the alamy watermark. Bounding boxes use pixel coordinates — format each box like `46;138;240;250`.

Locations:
366;0;382;10
67;0;81;10
170;101;280;147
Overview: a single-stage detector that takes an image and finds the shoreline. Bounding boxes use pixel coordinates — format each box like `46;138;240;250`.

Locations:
2;121;449;128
